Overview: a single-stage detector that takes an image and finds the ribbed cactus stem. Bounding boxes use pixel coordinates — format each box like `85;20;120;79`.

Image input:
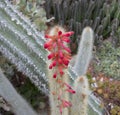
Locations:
73;27;94;77
71;75;89;115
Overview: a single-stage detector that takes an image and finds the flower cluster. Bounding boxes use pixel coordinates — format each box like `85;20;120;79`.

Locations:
44;27;74;78
44;26;75;114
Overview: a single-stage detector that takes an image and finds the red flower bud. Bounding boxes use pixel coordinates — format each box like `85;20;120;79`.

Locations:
64;83;72;89
49;64;53;69
60;70;64;76
62;31;74;37
48;53;54;60
66;89;76;94
44;43;49;49
63;59;69;66
58;31;62;35
53;73;57;78
52;61;57;67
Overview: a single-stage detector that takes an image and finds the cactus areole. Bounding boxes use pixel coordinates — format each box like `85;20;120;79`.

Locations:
44;26;75;114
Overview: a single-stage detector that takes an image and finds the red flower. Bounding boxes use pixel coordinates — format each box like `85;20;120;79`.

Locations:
64;83;72;89
53;73;57;78
63;58;69;66
66;89;76;94
48;53;54;59
62;100;72;108
52;60;57;67
62;31;74;37
58;100;72;114
49;64;53;69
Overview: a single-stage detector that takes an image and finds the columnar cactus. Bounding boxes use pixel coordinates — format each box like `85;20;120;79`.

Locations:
44;26;75;115
73;27;94;77
71;27;93;115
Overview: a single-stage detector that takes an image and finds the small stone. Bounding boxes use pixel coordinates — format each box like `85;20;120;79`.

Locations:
97;88;103;94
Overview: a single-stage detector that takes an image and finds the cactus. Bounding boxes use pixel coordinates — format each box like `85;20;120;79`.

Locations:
70;27;93;115
44;26;75;115
0;68;37;115
73;27;94;77
0;1;104;115
45;0;120;50
0;0;49;95
71;75;89;115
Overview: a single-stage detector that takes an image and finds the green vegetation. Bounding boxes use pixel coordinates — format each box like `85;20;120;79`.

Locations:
95;41;120;79
11;0;47;30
